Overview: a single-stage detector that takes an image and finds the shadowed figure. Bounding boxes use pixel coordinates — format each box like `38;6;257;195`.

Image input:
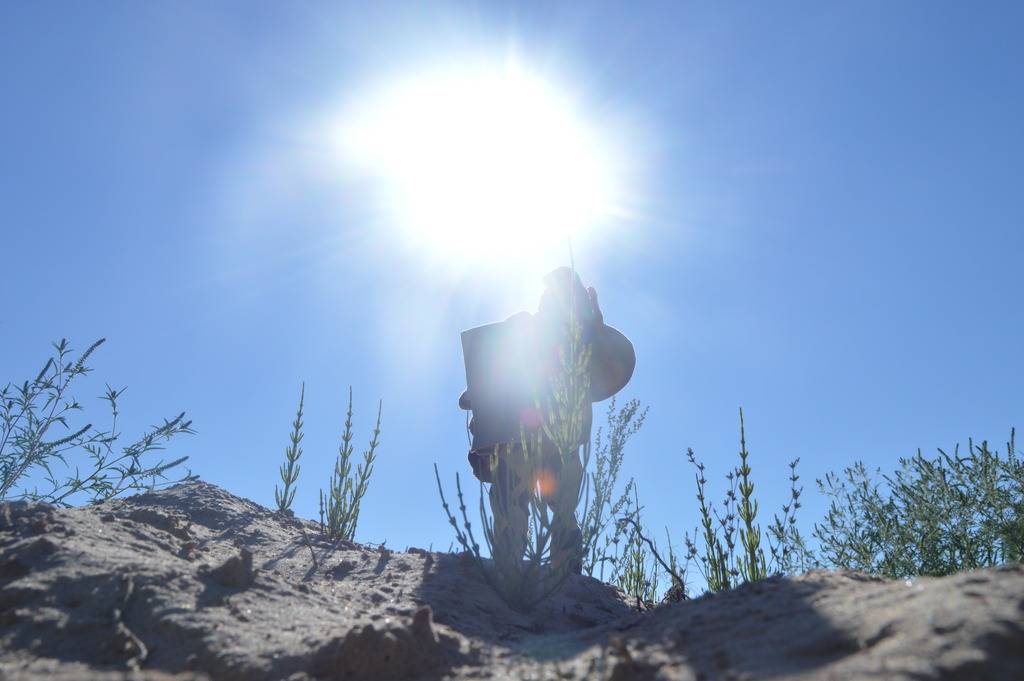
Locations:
458;267;635;575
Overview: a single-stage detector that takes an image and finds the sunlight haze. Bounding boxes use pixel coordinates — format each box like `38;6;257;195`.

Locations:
2;2;1021;577
333;58;623;270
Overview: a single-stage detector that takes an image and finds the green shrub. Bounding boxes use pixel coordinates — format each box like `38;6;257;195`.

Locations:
579;398;648;580
321;387;382;541
609;487;663;608
659;410;811;596
274;382;305;512
814;431;1022;578
319;387;380;540
273;384;382;542
1;338;195;506
766;457;818;575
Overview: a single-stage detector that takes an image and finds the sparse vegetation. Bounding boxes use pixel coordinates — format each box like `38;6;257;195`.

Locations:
0;338;195;506
579;398;647;581
274;382;305;513
574;400;673;608
273;384;382;542
438;333;1024;607
610;487;663;607
320;387;382;541
255;284;1018;604
767;457;817;575
633;410;813;598
814;431;1022;578
625;420;1023;600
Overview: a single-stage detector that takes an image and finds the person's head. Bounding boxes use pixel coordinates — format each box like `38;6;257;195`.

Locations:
537;267;596;328
536;266;635;402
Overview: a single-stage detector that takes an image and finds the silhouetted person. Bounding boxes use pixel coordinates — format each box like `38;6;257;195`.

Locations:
458;267;635;574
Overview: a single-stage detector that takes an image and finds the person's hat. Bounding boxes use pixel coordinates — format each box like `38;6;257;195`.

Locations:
540;267;636;402
587;322;635;402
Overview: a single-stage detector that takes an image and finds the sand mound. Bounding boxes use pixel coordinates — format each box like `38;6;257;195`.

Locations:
1;481;1021;680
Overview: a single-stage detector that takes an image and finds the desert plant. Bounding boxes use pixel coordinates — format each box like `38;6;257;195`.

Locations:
813;431;1022;578
735;409;768;583
766;458;818;574
616;528;660;607
1;338;195;506
693;443;738;591
654;410;809;596
579;398;648;579
320;387;382;541
274;382;305;513
609;488;664;608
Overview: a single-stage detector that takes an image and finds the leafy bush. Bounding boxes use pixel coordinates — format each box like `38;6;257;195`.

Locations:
814;431;1022;578
1;338;195;506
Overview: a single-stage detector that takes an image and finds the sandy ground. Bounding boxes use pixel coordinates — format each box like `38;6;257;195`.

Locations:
1;480;1021;680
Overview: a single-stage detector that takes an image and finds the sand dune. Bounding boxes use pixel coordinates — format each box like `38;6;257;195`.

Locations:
1;481;1021;680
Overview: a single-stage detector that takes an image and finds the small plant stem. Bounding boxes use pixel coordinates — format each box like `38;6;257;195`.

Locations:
618;514;687;599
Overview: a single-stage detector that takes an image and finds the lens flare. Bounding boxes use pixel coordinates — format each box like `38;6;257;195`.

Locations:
533;468;559;499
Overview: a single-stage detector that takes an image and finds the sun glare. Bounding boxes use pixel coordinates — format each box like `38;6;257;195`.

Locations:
334;61;619;267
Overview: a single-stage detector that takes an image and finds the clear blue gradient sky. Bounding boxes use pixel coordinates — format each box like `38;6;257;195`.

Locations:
2;2;1021;556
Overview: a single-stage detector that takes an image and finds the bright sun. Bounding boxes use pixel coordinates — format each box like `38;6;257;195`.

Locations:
334;61;619;266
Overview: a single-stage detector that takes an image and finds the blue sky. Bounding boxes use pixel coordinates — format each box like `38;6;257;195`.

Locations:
2;2;1022;563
